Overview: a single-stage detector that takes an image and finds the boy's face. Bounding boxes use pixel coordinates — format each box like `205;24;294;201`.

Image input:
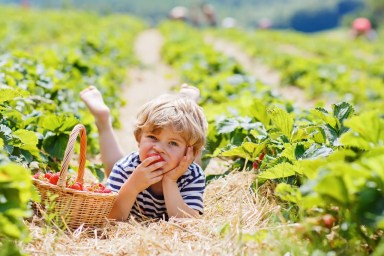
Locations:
139;127;188;172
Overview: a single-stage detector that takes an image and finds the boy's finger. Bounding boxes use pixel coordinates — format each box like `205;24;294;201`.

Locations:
185;146;194;163
148;161;166;171
143;155;164;167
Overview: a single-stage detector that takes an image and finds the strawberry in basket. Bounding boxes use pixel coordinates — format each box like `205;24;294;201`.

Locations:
85;183;112;193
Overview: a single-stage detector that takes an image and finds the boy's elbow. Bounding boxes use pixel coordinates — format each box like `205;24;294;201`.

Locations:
108;206;128;221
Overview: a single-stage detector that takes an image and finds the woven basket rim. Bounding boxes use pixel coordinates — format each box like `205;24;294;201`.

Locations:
33;178;117;198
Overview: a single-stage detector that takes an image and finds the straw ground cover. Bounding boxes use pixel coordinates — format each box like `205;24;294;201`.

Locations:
21;160;286;255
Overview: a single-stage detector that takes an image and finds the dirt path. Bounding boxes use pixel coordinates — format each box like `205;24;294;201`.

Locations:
114;29;179;154
206;37;318;109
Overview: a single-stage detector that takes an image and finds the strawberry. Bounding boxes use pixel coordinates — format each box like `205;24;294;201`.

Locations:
86;183;108;193
33;172;42;179
44;172;52;180
49;173;60;185
97;183;105;190
68;182;83;191
147;153;164;164
252;161;259;170
321;214;335;229
102;188;112;193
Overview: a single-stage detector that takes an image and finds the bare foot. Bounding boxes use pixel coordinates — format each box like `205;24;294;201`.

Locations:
179;83;200;102
80;86;110;125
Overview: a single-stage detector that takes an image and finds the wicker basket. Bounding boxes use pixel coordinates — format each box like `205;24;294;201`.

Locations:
32;124;117;230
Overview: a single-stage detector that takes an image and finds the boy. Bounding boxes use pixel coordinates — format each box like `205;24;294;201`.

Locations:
80;85;207;220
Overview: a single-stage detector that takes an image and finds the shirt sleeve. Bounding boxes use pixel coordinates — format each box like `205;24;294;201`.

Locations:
106;152;137;192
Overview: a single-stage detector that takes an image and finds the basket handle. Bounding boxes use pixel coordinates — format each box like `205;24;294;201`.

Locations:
57;124;87;188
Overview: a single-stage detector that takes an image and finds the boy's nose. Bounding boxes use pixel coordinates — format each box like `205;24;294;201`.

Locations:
153;144;165;153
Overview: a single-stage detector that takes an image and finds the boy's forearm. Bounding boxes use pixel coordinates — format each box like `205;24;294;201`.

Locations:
108;180;138;221
162;179;199;218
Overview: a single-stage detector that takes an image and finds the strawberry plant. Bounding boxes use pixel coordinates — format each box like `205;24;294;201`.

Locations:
0;156;39;255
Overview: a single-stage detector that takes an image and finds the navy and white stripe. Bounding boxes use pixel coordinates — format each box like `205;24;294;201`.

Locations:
106;152;205;219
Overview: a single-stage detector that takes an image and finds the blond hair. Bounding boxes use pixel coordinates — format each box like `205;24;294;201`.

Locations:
134;94;208;156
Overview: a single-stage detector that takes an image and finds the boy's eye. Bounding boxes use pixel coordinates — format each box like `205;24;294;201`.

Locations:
148;135;157;140
169;141;179;146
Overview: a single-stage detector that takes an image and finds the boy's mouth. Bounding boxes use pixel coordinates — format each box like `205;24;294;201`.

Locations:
147;153;165;164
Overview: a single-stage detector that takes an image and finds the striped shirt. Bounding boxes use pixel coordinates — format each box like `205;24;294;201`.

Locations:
106;152;205;220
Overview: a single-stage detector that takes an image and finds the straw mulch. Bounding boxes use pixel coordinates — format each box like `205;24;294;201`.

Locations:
21;159;284;255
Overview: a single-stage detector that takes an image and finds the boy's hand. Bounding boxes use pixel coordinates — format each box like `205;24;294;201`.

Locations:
128;155;166;193
163;147;194;182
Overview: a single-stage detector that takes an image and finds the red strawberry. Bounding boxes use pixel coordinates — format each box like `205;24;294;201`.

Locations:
147;153;164;164
322;214;335;229
102;188;112;193
68;182;83;191
33;172;41;179
49;173;60;185
97;183;105;190
44;172;52;180
252;161;259;170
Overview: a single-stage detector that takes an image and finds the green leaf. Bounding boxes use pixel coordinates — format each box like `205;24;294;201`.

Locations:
291;127;309;142
297;159;326;179
359;150;384;182
339;132;371;150
0;108;24;125
221;141;265;160
39;114;79;133
258;162;296;179
321;124;339;144
216;118;239;134
0;188;22;211
86;162;105;182
301;144;333;160
355;187;384;227
332;102;354;125
250;99;270;127
311;107;337;128
42;134;69;160
0;86;28;104
268;106;294;139
11;130;40;157
341;111;383;146
0;239;24;256
0;215;22;239
281;143;297;161
275;183;302;204
294;144;305;160
310;126;327;144
315;174;349;205
0;162;35;241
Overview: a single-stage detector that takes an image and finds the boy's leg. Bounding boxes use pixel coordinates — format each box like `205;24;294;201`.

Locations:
80;86;124;177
